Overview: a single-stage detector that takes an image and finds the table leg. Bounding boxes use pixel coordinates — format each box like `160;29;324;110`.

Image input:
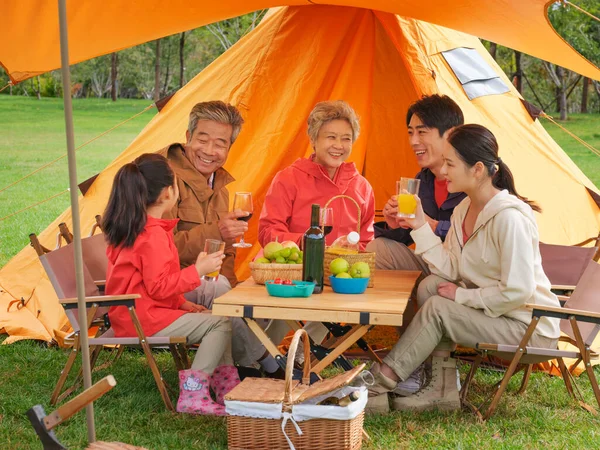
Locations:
311;325;371;374
244;318;284;358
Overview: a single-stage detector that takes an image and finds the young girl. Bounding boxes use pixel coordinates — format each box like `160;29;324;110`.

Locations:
102;153;239;416
366;124;561;414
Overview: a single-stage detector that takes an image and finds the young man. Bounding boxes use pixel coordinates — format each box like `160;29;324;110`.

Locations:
365;94;466;402
366;94;466;274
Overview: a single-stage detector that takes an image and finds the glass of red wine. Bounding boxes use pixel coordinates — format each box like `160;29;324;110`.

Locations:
233;192;253;248
320;207;334;237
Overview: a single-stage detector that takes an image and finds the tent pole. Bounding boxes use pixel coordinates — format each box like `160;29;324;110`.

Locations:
58;0;96;442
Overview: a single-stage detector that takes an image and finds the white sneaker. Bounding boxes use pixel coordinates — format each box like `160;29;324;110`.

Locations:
392;363;424;397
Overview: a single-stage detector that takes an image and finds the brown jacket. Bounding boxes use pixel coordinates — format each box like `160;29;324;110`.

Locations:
158;144;238;287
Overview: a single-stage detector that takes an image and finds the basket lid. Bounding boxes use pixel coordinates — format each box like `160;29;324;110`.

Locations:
224;378;300;403
292;363;366;404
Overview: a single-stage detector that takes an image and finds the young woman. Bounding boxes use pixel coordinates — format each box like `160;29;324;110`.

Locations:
102;153;239;416
367;124;561;414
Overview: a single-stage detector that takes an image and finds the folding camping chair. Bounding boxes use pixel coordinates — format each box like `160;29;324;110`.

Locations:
540;240;599;295
461;260;600;421
27;375;147;450
29;231;190;412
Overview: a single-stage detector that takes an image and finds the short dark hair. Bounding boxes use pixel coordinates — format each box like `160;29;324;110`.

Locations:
406;94;464;136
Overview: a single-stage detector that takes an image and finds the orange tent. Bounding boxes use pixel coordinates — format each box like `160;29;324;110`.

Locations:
1;5;599;345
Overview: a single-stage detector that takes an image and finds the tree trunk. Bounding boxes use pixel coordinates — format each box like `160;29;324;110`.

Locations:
154;39;161;102
33;77;41;100
513;51;522;93
489;42;497;61
163;39;171;95
179;32;186;88
581;77;589;113
556;66;567;120
111;52;118;102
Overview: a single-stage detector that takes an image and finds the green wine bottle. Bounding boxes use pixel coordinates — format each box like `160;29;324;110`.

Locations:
302;204;325;294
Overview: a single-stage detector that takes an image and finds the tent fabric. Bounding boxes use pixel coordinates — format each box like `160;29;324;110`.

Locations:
2;1;600;84
1;5;599;345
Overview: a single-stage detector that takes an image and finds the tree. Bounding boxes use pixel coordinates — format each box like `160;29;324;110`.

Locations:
111;52;118;101
154;39;161;102
179;32;186;88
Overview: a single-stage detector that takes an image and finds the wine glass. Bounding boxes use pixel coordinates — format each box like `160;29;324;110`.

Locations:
232;192;253;248
320;207;334;237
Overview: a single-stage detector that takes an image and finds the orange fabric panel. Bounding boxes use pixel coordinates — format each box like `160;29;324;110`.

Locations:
1;6;599;346
1;1;600;84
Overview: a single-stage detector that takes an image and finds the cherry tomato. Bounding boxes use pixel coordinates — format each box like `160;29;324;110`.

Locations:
273;278;283;284
282;279;293;285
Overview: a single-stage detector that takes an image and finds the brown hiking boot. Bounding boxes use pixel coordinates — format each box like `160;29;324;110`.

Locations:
392;356;460;412
365;363;396;414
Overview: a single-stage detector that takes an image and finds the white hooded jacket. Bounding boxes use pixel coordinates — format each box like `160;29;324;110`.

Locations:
410;190;560;339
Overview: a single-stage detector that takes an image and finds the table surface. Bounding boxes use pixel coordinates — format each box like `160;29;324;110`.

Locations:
213;270;420;315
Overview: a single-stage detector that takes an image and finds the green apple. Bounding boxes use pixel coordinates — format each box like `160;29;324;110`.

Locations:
329;257;350;275
255;257;270;264
348;261;370;278
264;241;284;259
336;272;352;279
280;247;292;259
275;256;286;264
288;252;299;262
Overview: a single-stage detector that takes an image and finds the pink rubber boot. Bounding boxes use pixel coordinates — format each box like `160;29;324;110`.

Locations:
177;369;226;416
210;365;241;405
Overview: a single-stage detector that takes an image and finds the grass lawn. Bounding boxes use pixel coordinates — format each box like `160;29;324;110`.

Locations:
0;97;599;449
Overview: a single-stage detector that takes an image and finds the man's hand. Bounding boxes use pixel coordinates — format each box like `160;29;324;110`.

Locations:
424;215;439;233
180;301;208;313
218;209;249;240
437;282;458;301
383;196;411;230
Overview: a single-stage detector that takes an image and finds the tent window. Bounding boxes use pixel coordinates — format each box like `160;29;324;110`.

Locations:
442;47;510;100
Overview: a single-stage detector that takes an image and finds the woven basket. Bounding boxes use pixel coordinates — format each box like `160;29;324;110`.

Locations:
226;330;364;450
322;194;376;288
249;262;303;285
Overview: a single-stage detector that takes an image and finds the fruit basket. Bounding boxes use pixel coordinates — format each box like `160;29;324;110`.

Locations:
329;276;369;294
249;262;303;285
265;280;315;298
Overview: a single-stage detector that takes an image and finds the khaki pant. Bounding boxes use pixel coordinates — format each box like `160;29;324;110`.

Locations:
184;276;268;367
383;275;558;381
154;313;233;372
366;237;431;274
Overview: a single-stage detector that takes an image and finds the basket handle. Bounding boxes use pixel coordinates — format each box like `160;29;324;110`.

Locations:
323;194;361;234
284;329;312;404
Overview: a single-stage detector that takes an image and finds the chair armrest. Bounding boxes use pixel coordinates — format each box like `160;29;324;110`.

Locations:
60;294;140;309
94;279;106;286
551;284;576;291
525;303;600;324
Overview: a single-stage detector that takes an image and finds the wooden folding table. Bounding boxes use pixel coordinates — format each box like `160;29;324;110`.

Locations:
213;270;421;375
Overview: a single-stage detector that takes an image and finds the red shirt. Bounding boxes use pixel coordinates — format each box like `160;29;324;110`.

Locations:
434;178;448;209
105;216;201;337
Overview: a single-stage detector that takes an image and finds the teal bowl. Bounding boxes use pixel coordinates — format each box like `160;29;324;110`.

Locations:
329;276;369;294
265;280;315;298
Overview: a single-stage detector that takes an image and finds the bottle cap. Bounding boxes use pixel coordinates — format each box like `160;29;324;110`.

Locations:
347;231;360;245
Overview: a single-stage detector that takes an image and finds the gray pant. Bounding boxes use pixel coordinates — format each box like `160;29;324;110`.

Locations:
366;237;431;274
154;313;233;372
383;275;558;381
184;276;267;367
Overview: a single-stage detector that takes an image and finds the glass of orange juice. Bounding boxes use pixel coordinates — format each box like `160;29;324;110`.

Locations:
396;178;421;218
202;239;225;281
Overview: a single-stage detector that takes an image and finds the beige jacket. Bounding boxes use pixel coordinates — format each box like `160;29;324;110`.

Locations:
411;190;560;339
159;144;238;287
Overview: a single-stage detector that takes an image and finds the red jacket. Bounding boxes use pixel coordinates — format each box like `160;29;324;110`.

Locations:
106;216;201;337
258;156;375;249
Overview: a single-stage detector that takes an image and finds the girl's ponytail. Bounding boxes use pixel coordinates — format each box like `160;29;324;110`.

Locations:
102;153;174;247
492;158;541;212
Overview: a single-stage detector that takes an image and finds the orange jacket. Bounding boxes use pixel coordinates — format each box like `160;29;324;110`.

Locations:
106;216;200;337
258;156;375;249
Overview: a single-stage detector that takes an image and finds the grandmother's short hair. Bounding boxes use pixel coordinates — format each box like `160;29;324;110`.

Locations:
307;101;360;143
188;101;245;145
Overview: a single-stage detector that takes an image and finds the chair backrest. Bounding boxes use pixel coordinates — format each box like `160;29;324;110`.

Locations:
561;260;600;345
539;242;596;287
40;243;99;299
81;233;109;282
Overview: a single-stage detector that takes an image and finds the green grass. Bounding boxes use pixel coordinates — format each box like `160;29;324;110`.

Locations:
1;336;599;449
0;98;599;448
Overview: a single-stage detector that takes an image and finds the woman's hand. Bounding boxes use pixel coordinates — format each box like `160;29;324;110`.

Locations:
195;250;225;278
437;282;458;301
401;195;427;230
180;300;208;313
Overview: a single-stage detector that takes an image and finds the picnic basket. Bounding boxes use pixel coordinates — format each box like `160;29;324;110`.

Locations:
225;329;366;450
323;195;376;287
249;262;303;284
